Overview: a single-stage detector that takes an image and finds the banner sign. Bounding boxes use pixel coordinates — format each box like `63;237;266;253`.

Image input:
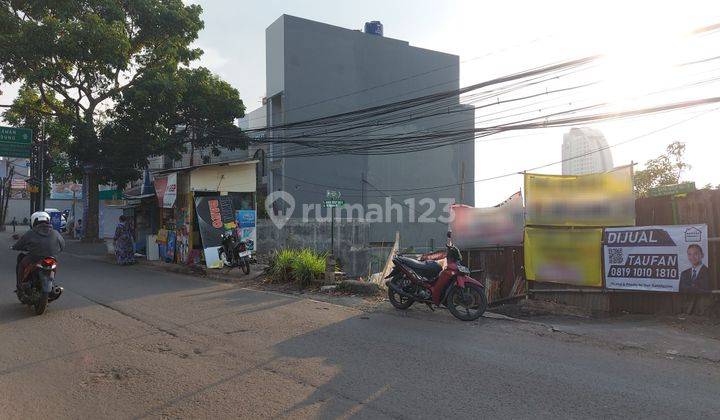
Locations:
525;166;635;227
451;191;524;248
524;227;603;287
236;210;257;252
50;182;83;200
154;173;177;208
195;196;237;269
604;224;710;292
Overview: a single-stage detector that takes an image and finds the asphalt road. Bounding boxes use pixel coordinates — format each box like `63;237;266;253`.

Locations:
1;241;719;419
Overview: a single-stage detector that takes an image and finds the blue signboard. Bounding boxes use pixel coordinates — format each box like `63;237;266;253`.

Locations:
236;210;256;228
235;210;257;252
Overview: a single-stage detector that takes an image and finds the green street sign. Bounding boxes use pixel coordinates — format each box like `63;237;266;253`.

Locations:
648;182;696;197
325;190;341;200
0;126;32;158
322;199;345;208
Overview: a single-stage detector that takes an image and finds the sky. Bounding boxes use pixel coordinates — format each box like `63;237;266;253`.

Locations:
2;0;719;206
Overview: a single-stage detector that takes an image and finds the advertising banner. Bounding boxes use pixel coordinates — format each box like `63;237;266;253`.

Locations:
451;191;524;248
525;166;635;227
195;196;237;269
236;210;257;252
604;224;710;292
50;182;83;200
154;173;177;208
524;227;603;287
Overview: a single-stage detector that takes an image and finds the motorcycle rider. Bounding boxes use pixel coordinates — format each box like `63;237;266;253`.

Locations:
12;211;65;290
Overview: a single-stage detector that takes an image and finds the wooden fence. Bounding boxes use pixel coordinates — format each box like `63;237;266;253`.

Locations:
636;189;720;290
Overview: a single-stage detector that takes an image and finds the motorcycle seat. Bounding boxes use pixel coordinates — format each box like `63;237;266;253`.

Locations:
396;256;442;279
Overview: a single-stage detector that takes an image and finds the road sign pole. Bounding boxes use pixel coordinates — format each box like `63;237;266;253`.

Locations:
39;120;45;211
331;206;334;256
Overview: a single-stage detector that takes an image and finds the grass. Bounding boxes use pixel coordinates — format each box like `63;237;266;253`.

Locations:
267;248;326;287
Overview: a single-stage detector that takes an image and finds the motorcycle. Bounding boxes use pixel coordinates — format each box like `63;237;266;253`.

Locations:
13;252;63;315
385;232;487;321
218;231;252;274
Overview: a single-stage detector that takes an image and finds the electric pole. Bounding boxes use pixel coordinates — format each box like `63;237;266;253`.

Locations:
39;119;45;211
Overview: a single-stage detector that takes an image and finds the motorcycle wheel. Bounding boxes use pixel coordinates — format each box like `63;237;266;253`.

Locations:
446;284;487;321
219;250;232;267
387;279;414;310
34;292;48;315
241;260;250;275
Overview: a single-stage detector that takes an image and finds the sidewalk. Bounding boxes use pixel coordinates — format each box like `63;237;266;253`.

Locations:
64;238;109;257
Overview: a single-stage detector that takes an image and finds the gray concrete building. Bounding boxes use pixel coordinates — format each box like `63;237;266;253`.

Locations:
251;15;475;248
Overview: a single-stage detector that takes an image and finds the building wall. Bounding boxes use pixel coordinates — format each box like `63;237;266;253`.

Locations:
6;199;84;224
561;127;614;175
190;162;257;193
265;15;475;247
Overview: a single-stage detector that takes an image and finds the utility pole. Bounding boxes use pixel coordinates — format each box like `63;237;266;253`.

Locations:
361;171;366;210
459;161;466;204
39;119;45;211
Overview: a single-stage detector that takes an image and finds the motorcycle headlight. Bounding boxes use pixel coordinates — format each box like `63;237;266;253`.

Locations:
458;265;471;275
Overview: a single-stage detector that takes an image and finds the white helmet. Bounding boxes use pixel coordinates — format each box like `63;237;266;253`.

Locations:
31;211;51;227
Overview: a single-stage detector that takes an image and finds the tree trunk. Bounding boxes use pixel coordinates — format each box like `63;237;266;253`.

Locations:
82;168;100;242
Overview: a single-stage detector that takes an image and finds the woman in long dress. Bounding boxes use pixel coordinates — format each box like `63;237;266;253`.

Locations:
113;215;136;265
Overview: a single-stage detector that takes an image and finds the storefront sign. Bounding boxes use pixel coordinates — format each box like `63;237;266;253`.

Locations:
154;173;177;208
604;224;710;292
525;166;635;227
236;210;257;252
524;227;603;287
451;191;524;248
195;196;236;269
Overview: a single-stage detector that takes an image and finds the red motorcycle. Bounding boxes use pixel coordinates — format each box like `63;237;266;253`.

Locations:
385;232;487;321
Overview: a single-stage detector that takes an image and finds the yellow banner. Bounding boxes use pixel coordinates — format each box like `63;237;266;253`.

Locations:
524;227;603;287
525;166;635;227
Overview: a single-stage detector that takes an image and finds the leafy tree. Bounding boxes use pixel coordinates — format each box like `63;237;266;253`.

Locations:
108;66;247;172
0;0;204;241
634;141;691;196
1;85;74;195
171;67;247;165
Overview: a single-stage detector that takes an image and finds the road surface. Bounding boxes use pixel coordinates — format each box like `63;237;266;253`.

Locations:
1;241;718;419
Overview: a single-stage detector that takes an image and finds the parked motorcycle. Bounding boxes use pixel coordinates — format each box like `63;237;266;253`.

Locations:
13;252;63;315
219;231;251;274
385;232;486;321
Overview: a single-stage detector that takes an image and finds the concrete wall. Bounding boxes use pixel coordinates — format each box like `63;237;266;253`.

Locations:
265;15;475;248
257;219;373;277
5;199;84;224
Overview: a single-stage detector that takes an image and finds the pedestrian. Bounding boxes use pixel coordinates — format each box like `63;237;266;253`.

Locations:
113;215;136;265
11;217;17;232
75;219;82;239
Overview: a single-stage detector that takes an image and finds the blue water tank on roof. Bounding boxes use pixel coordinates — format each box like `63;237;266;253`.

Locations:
364;21;383;36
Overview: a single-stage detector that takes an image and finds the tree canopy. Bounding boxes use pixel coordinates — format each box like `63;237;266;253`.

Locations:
0;1;246;240
634;141;691;197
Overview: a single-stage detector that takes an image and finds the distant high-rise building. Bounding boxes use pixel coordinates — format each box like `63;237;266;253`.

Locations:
561;127;614;175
